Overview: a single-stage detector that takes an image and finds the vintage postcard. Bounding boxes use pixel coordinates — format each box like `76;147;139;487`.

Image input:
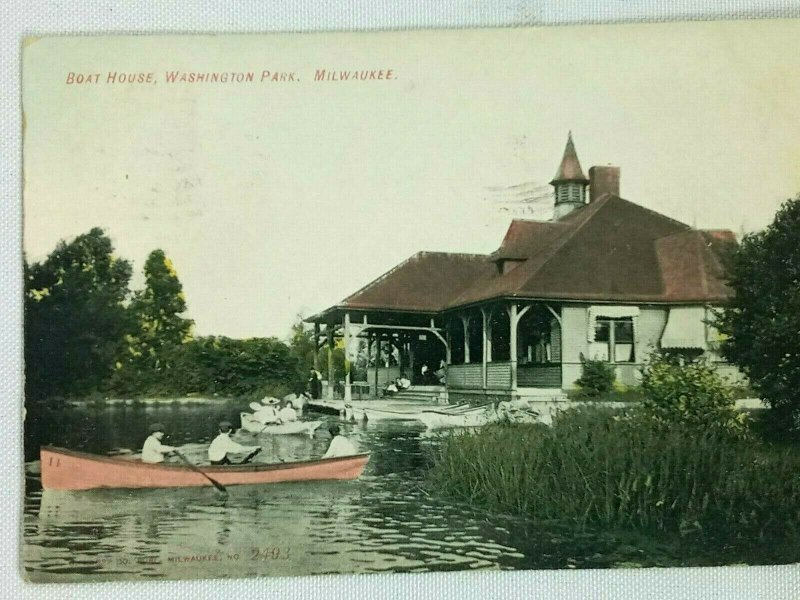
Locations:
22;21;800;583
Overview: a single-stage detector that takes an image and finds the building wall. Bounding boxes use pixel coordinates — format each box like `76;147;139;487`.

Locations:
445;303;745;392
560;306;587;388
615;307;668;387
561;305;667;389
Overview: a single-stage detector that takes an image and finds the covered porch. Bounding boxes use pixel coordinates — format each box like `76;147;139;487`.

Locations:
444;300;564;400
308;308;449;402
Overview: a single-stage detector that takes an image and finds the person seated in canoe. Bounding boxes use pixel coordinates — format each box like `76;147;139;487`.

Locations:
141;422;179;464
278;400;298;422
208;421;262;465
282;388;308;416
322;424;358;458
253;396;282;425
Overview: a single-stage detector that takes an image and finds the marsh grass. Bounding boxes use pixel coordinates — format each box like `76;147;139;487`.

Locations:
429;407;800;548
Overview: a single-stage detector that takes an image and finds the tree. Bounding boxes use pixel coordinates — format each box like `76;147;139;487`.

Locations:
113;250;194;391
25;228;132;399
288;314;316;373
715;195;800;433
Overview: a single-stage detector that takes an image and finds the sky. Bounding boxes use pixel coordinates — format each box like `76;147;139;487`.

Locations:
22;21;800;339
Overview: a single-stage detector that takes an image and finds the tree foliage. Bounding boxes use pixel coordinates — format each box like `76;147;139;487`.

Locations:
715;195;800;433
25;228;305;401
111;250;194;391
25;228;132;399
288;314;316;373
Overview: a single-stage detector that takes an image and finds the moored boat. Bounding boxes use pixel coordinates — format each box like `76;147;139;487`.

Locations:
417;407;498;430
356;403;489;422
239;412;323;436
40;446;370;491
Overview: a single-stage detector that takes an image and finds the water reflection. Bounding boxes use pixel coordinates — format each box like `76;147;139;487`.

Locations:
24;400;684;582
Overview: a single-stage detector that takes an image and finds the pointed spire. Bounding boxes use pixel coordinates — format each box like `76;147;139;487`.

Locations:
550;131;589;184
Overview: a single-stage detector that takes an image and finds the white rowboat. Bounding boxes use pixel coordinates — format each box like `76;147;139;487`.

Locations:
239;412;323;436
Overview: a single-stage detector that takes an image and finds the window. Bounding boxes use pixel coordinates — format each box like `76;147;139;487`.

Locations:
590;317;635;363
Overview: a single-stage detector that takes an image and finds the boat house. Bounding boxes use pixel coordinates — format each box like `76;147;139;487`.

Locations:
307;134;742;404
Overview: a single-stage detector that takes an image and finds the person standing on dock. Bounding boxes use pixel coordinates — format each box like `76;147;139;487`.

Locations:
308;369;323;399
141;423;178;464
208;421;261;465
323;424;358;458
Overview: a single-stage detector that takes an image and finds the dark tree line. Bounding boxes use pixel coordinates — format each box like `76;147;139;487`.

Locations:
25;228;305;402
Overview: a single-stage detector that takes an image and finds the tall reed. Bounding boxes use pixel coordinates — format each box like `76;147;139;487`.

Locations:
429;406;800;544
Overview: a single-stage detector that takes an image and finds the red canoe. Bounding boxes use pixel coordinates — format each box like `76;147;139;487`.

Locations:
40;446;370;491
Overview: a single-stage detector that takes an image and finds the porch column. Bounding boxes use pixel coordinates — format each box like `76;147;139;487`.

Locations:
481;308;488;389
460;315;471;364
326;326;334;399
397;336;404;375
508;303;531;391
343;312;352;402
313;322;321;371
372;335;380;396
445;324;452;365
509;304;518;389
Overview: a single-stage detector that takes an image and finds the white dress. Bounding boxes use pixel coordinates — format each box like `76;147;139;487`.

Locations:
323;435;358;458
253;406;279;425
278;406;298;422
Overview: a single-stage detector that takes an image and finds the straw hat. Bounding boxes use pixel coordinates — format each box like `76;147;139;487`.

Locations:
249;401;262;411
149;422;166;433
261;396;280;405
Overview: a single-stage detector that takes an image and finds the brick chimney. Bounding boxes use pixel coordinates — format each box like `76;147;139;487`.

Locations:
589;166;620;202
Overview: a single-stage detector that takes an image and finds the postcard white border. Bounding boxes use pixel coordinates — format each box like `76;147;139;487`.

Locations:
5;2;800;599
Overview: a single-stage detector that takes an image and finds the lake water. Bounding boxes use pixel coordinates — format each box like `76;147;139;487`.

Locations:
23;399;734;582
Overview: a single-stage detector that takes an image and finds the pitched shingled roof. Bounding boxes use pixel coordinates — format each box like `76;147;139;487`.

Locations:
333;251;495;313
310;195;735;321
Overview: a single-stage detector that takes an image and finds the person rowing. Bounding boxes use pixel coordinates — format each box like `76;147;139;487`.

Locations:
322;424;358;458
141;423;178;464
208;421;261;465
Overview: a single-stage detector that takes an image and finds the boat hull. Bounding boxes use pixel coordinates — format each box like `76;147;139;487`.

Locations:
40;446;370;491
239;413;322;435
417;410;496;430
356;404;488;422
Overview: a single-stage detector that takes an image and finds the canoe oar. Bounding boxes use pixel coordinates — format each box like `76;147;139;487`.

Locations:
240;447;262;464
174;451;227;494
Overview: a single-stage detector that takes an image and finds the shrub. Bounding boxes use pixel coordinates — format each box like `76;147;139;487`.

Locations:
575;356;615;397
639;352;747;437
